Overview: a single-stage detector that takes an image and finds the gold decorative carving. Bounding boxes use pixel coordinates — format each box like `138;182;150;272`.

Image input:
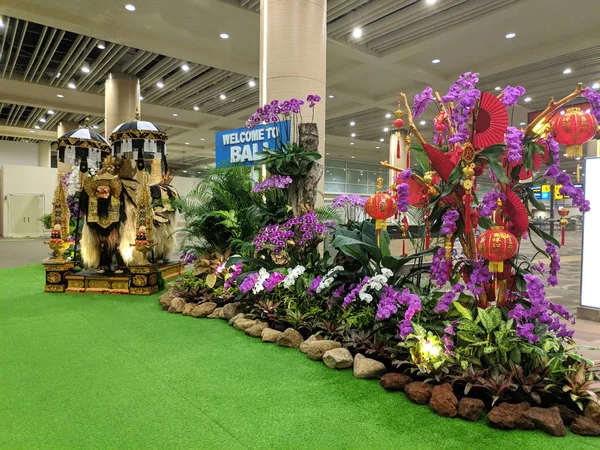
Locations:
45;284;66;292
46;272;62;283
132;275;147;286
148;273;158;285
87;279;111;289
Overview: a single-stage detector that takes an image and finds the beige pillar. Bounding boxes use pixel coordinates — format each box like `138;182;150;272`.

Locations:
37;142;51;167
57;121;78;138
104;73;141;140
260;0;327;195
388;130;408;183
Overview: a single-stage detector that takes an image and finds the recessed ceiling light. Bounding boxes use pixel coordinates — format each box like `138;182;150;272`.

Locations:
563;153;567;157
181;63;190;71
93;125;98;129
563;68;572;75
97;41;105;50
560;110;566;115
67;79;76;89
55;72;61;78
350;121;355;126
562;169;566;173
328;94;334;99
81;62;90;73
576;157;581;161
34;125;40;129
185;142;190;145
351;156;356;159
0;18;4;28
573;172;576;175
426;0;437;4
56;94;64;98
139;96;144;101
40;117;46;123
30;130;35;133
385;113;392;119
173;113;179;117
125;4;136;11
495;86;502;91
419;120;426;125
248;79;256;87
432;59;440;64
524;97;531;102
182;170;187;173
593;82;600;89
380;138;385;142
48;110;55;114
220;33;229;39
376;146;380;149
156;79;164;88
326;152;330;156
383;127;389;132
351;133;356;137
200;138;205;141
519;122;526;126
193;106;199;111
350;142;355;145
505;33;516;39
219;93;227;100
352;28;362;38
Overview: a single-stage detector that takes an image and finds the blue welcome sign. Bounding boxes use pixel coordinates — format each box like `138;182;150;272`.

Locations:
215;120;290;167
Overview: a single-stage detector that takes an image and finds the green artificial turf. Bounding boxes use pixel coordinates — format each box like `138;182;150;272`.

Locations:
0;265;598;449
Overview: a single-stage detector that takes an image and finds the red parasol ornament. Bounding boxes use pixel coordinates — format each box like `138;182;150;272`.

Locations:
473;92;509;149
551;107;598;159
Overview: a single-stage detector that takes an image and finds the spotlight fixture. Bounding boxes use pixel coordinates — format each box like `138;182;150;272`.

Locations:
181;63;190;71
431;59;440;64
156;79;164;88
67;79;77;89
524;97;531;102
220;33;229;39
81;62;90;73
352;27;363;38
40;117;46;123
125;4;136;11
193;106;200;111
248;79;256;87
48;110;55;114
385;113;392;119
97;41;106;50
219;93;227;100
349;121;355;126
328;94;334;99
505;33;516;39
563;68;572;74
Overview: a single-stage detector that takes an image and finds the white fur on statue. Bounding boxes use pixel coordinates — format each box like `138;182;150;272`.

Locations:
119;191;145;265
153;211;176;261
81;222;101;269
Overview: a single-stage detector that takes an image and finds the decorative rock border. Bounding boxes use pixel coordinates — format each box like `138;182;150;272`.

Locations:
158;293;600;438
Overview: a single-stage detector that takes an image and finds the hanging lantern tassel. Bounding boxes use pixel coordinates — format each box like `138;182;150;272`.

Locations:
577;162;581;183
463;191;473;235
396;132;401;159
376;219;386;247
425;218;431;250
405;134;411;169
558;207;569;246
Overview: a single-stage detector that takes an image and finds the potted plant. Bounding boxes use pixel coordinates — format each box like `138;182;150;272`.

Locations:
40;214;53;238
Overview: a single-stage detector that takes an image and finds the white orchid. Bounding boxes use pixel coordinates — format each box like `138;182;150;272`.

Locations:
252;267;270;294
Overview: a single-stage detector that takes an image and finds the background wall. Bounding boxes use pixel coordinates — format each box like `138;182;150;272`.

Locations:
0;141;40;167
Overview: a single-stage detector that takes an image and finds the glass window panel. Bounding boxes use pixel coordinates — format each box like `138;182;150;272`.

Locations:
325;168;346;183
326;159;346;168
346;169;367;185
368;164;382;172
325;183;345;193
346;162;368;170
347;184;369;194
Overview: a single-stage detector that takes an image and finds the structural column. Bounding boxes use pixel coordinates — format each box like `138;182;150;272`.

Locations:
388;130;408;183
57;121;78;138
37;142;51;167
104;73;141;140
259;0;327;195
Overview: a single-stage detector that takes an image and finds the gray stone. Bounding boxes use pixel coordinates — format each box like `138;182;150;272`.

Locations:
323;348;353;369
245;322;269;337
182;302;195;316
261;328;282;343
168;297;185;313
276;328;304;348
159;291;176;310
305;340;342;361
234;318;258;331
222;302;241;320
207;307;223;319
190;302;217;318
584;401;600;425
353;353;386;379
228;313;245;325
299;334;324;354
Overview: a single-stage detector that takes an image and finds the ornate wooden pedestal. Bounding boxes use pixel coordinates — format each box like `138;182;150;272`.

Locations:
65;272;130;294
129;265;159;295
44;262;75;292
159;261;185;280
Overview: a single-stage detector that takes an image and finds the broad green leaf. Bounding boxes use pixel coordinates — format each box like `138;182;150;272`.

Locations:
478;144;506;159
457;331;480;343
487;158;510;183
483;346;497;355
453;301;473;321
529;223;560;247
528;190;546;211
457;319;485;335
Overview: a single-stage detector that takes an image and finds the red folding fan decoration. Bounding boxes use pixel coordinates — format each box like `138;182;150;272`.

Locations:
503;189;529;235
473;92;509;149
405;177;428;207
423;143;455;183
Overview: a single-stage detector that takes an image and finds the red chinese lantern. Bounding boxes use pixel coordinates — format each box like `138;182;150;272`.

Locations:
551;107;598;159
476;227;518;273
365;187;398;247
